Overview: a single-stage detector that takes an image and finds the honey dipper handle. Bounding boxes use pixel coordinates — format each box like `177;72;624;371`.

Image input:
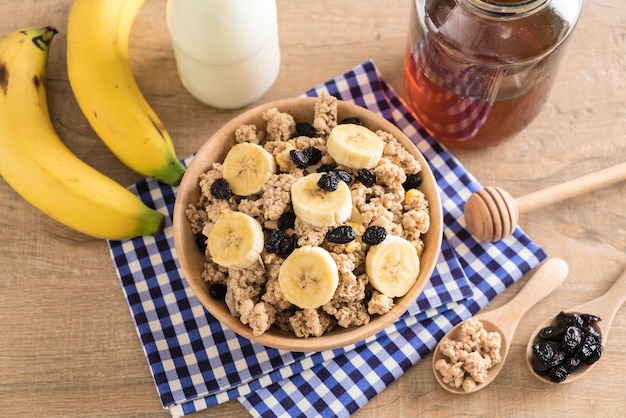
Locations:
515;162;626;215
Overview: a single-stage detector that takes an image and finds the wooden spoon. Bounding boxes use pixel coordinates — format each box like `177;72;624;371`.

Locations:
464;162;626;241
432;258;569;394
526;267;626;384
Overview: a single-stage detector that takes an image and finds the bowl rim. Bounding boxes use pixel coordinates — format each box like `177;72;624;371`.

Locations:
173;97;443;352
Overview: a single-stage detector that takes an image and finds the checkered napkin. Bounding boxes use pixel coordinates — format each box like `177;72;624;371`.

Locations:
107;60;547;418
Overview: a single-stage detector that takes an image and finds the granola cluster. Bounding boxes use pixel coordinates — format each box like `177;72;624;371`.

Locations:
186;93;430;337
434;319;502;392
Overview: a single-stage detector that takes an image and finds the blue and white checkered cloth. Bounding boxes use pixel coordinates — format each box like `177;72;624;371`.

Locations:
107;60;547;418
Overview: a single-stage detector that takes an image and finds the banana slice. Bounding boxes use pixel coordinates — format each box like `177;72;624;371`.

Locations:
208;210;264;269
223;142;276;196
366;235;420;298
291;172;352;227
278;246;339;309
326;124;384;169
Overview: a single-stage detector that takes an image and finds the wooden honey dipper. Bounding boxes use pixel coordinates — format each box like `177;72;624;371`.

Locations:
464;162;626;241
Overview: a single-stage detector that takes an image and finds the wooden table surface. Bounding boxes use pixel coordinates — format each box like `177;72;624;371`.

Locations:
1;1;625;416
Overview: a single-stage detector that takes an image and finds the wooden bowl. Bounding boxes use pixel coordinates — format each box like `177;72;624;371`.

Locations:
173;97;443;351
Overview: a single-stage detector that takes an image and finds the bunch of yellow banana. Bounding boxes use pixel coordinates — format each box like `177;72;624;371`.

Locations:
67;0;185;185
0;26;164;240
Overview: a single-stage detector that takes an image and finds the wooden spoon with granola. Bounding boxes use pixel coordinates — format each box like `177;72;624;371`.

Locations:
432;258;569;394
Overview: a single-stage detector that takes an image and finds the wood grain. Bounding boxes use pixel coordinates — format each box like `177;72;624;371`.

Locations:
1;0;625;417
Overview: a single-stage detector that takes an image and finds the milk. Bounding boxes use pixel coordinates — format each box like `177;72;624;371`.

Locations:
166;0;280;109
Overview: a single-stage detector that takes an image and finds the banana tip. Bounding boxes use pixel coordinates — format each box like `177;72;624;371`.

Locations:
171;172;184;187
154;214;166;236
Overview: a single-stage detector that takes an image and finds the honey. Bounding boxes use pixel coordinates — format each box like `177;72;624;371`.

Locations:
403;0;582;148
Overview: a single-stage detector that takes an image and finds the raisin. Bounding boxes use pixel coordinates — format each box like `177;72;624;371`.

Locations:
290;149;309;169
334;169;352;184
302;146;322;165
563;355;581;373
538;326;564;341
326;226;356;244
210;178;233;199
562;326;583;352
585;324;600;340
362;226;387;245
209;283;227;299
195;234;207;253
531;341;565;372
295;122;316;138
556;311;584;328
318;171;340;191
317;164;335;173
581;313;601;325
585;343;603;365
277;234;298;258
578;334;603;364
265;229;286;253
339;117;362;125
277;211;296;230
357;168;376;187
402;173;422;191
547;365;569;383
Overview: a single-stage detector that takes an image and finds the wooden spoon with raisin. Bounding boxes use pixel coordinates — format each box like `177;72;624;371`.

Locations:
526;267;626;384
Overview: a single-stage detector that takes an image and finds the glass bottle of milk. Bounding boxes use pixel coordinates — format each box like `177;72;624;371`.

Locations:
166;0;280;109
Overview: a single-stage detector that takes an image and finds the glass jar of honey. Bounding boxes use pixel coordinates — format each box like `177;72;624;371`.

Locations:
403;0;582;148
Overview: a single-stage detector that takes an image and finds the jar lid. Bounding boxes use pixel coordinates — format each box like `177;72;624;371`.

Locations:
462;0;551;18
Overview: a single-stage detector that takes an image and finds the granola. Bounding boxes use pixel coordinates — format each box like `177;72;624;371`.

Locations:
186;92;430;338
